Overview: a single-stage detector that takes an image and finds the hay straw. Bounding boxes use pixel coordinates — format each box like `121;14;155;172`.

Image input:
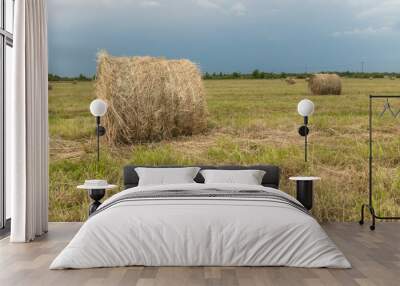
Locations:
308;73;342;95
95;51;208;144
285;78;296;85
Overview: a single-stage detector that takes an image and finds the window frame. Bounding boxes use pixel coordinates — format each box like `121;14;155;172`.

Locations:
0;0;13;233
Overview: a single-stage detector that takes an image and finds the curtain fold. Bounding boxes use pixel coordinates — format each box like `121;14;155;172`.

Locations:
9;0;49;242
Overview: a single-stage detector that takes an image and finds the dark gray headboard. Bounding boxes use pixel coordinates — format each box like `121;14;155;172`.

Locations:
123;165;280;189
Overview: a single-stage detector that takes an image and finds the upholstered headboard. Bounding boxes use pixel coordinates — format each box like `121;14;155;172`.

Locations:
123;165;280;189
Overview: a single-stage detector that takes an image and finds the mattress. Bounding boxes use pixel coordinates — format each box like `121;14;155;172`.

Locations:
50;183;351;269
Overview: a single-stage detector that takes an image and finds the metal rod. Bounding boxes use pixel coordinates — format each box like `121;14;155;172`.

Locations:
369;96;372;207
96;116;100;168
369;95;400;98
304;116;308;163
305;131;307;162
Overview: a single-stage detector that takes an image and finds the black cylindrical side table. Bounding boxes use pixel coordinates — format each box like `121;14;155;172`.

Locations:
88;189;106;215
77;181;118;216
289;177;321;210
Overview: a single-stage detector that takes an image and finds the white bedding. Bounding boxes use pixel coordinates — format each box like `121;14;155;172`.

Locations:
50;183;351;269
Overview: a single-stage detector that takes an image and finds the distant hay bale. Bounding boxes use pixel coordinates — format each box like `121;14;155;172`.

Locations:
308;73;342;95
285;78;296;85
305;77;310;82
72;80;77;85
48;84;53;91
96;51;208;144
369;77;373;80
390;76;396;80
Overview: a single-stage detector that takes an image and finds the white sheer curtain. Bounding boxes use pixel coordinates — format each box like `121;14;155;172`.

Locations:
8;0;49;242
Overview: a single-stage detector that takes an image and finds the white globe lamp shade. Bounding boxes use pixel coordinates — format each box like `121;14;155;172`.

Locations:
297;99;314;117
90;99;107;117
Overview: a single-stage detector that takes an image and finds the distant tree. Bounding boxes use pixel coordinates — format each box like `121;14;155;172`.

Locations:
232;72;241;79
252;69;260;79
48;73;61;81
203;72;212;80
78;74;91;81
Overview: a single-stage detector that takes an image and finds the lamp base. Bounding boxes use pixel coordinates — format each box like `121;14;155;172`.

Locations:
96;125;106;136
298;125;309;136
88;189;106;215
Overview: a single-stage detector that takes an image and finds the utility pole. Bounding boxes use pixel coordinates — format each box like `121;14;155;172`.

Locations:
361;61;365;73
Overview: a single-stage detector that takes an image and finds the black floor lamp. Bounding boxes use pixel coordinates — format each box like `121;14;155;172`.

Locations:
297;99;315;162
83;99;108;215
89;99;108;167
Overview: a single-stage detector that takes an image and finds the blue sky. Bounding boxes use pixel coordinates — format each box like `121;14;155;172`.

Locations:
48;0;400;76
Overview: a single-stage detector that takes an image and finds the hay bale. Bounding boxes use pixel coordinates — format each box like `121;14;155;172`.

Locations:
72;80;77;85
285;78;296;85
48;84;53;91
96;51;208;144
308;73;342;95
305;77;310;82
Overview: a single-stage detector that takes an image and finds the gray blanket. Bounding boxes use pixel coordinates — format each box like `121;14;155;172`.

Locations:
92;188;309;217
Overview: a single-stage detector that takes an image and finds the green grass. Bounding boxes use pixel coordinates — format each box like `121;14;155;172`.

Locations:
49;78;400;222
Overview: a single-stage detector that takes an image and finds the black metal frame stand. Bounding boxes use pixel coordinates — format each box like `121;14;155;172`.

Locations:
359;95;400;230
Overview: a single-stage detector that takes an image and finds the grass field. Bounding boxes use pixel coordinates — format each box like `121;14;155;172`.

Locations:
49;78;400;222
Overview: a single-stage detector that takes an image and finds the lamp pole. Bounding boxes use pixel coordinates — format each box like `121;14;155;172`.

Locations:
297;99;314;163
304;116;308;162
96;116;100;164
90;99;108;172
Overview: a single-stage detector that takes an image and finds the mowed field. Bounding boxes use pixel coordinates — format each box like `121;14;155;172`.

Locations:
49;78;400;222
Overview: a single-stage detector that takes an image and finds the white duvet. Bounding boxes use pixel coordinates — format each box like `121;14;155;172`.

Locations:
50;183;351;269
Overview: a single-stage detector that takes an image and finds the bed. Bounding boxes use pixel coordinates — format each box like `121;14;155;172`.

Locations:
50;165;351;269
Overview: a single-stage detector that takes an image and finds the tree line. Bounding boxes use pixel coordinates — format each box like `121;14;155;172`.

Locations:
203;70;400;80
49;71;400;82
48;73;94;82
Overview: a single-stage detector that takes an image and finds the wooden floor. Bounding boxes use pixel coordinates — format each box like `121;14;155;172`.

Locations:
0;222;399;286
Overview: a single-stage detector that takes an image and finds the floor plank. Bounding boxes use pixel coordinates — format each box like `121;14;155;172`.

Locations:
0;222;399;286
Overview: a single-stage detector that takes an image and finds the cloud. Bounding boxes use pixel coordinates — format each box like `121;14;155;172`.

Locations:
140;0;161;7
48;0;400;75
195;0;220;9
354;0;400;18
194;0;247;16
332;26;392;37
231;2;247;16
330;1;400;38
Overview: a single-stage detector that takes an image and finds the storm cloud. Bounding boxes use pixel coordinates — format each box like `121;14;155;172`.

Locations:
48;0;400;76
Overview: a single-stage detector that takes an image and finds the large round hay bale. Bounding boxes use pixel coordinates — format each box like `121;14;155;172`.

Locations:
285;78;296;85
96;51;208;144
308;73;342;95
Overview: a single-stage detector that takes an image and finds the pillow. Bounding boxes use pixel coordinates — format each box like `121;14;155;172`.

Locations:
200;169;266;185
135;167;200;186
